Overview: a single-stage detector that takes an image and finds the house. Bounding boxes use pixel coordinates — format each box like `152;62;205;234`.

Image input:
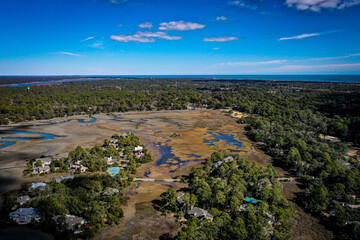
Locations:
187;207;213;221
53;153;69;160
52;214;85;231
134;152;144;159
55;175;74;183
16;196;31;206
213;156;235;169
134;146;143;152
29;182;46;192
33;157;53;167
109;139;118;147
177;192;185;205
119;133;128;138
9;208;41;224
68;162;88;172
32;165;50;174
105;156;116;165
238;204;248;211
102;188;119;196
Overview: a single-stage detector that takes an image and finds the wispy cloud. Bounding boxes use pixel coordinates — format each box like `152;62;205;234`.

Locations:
109;0;128;4
139;22;153;29
228;0;258;10
285;0;360;12
279;33;320;41
110;31;181;43
89;41;104;49
279;30;339;41
216;16;227;21
215;60;287;67
267;63;360;72
304;53;360;61
159;21;205;31
213;47;220;50
53;51;84;57
203;36;238;42
81;37;94;42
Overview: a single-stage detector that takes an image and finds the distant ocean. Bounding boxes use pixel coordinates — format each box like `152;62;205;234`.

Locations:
122;75;360;83
1;75;360;87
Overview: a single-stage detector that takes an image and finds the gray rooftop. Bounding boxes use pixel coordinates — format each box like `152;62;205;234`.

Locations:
52;215;85;230
16;195;31;205
9;208;41;224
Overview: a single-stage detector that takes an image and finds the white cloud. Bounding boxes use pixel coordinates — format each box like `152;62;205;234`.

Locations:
279;33;320;41
54;52;84;57
110;31;181;43
216;60;287;67
216;16;227;21
139;22;153;29
110;35;155;43
213;47;220;50
228;0;258;10
285;0;360;11
203;37;238;42
81;37;94;42
159;21;205;31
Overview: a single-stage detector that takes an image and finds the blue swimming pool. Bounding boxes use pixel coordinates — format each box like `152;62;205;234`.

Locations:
108;167;120;177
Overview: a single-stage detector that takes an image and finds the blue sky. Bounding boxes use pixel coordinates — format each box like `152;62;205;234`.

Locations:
0;0;360;75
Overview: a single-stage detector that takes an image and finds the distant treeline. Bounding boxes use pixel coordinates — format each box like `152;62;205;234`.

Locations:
1;79;359;143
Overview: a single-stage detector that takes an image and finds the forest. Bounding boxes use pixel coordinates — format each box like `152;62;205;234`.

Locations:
159;152;294;240
1;78;360;239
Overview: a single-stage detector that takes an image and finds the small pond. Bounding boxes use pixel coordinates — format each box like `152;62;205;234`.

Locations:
204;131;243;148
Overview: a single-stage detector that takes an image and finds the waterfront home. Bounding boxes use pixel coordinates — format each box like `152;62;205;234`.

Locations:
134;152;144;159
119;133;128;138
187;207;213;221
32;165;50;174
213;156;235;169
16;196;31;206
34;157;53;167
109;139;119;148
177;192;185;205
52;214;85;231
9;208;41;224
